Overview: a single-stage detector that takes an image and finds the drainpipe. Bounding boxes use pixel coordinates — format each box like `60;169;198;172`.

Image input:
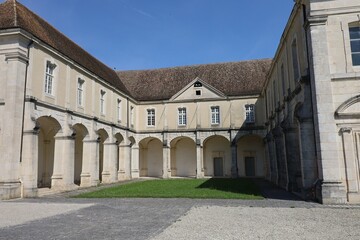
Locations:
19;40;34;163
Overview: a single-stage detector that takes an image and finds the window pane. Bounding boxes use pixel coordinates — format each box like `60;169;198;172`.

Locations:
350;27;360;39
351;40;360;52
352;53;360;66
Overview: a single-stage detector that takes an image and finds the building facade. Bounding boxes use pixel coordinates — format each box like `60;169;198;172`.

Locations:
0;0;360;204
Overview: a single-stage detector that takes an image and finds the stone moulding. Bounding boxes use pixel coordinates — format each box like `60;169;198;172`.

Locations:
335;94;360;119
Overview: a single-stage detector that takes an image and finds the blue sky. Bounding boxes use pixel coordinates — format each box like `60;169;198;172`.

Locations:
18;0;294;70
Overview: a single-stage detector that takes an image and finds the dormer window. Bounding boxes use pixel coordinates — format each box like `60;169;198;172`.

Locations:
194;81;202;87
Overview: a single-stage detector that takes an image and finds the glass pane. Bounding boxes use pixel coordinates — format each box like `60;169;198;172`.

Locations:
350;27;360;39
352;53;360;66
351;40;360;52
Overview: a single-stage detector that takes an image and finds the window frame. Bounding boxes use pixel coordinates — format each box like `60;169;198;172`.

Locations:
178;107;187;126
147;108;155;127
349;25;360;66
77;78;85;107
291;38;300;82
100;90;106;115
44;61;56;96
210;106;220;125
245;104;255;124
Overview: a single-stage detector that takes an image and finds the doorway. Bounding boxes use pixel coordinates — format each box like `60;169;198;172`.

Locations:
245;157;256;177
213;157;224;177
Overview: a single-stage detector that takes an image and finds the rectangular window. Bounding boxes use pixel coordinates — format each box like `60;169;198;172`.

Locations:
45;61;55;95
77;78;84;106
211;106;220;125
178;108;187;126
130;106;134;126
100;90;106;115
245;104;255;123
350;26;360;66
291;39;300;81
117;99;121;122
147;109;155;126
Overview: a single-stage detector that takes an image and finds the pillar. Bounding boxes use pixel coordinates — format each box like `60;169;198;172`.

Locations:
231;143;238;178
196;144;204;178
284;127;302;192
118;143;131;180
52;134;76;190
81;139;99;187
102;141;118;183
131;144;140;178
162;145;171;178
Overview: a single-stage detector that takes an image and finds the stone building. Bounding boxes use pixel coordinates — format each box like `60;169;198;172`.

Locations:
0;0;359;204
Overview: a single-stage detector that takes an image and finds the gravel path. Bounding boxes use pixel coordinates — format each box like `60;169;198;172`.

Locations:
151;206;360;240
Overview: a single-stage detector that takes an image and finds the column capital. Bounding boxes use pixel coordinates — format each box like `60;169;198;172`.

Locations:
339;127;352;134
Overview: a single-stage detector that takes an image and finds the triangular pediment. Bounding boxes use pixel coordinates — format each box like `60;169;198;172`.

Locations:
170;77;226;101
335;95;360;118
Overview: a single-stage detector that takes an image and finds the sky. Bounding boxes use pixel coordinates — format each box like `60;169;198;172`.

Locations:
18;0;294;71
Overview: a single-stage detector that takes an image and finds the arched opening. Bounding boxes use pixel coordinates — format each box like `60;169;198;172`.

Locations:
139;137;163;177
97;129;108;182
237;134;265;177
203;135;231;177
73;124;88;186
37;116;61;188
170;137;196;177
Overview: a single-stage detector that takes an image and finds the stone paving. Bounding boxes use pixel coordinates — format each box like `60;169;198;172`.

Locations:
0;180;359;240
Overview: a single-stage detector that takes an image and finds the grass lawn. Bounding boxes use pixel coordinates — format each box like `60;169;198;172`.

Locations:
74;178;263;199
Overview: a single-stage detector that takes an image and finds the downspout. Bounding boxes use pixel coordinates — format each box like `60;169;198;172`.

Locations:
19;40;34;163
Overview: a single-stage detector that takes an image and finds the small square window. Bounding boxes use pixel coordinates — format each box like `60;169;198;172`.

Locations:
196;90;201;96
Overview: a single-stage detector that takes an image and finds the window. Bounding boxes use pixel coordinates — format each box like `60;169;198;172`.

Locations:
178;108;187;126
45;61;56;95
195;90;201;96
245;104;255;123
211;106;220;125
117;99;121;122
350;26;360;66
77;78;84;106
147;109;155;126
291;39;300;81
100;90;106;115
130;106;134;126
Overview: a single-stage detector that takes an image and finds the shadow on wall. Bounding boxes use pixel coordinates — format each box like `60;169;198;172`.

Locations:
196;178;263;197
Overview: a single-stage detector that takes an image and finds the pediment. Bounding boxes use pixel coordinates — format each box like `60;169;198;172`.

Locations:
335;95;360;118
170;77;226;101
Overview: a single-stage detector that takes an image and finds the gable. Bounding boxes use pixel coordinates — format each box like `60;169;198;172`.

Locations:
170;78;226;101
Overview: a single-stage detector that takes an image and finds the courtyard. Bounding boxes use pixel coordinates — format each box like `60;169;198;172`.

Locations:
0;180;359;240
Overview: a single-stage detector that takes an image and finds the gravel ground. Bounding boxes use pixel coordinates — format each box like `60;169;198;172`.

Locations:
151;206;360;240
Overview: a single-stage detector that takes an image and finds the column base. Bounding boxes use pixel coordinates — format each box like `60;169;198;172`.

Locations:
102;172;112;183
131;170;140;178
348;192;360;204
0;182;21;200
321;181;347;204
80;173;97;187
23;187;38;198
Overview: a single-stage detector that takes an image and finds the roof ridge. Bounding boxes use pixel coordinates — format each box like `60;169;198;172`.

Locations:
12;0;17;26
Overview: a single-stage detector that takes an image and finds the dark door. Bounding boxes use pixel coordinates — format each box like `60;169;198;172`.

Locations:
214;157;224;177
245;157;256;177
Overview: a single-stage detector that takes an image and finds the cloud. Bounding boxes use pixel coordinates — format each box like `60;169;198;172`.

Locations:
119;0;155;19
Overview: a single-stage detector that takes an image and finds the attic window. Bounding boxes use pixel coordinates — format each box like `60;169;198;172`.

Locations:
194;81;202;87
196;90;201;96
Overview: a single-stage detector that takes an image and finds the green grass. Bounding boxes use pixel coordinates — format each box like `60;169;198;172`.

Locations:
74;178;263;199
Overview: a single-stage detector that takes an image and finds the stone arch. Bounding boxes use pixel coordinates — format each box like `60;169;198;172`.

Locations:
170;137;196;177
139;137;163;177
72;123;89;186
114;132;124;174
36;116;62;188
203;135;231;177
237;134;265;177
97;128;109;182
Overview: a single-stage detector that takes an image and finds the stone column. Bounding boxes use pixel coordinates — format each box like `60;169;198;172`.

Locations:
52;134;76;190
273;126;288;189
196;144;204;178
306;16;346;204
340;127;359;202
162;144;171;178
118;143;131;180
81;138;99;187
231;143;238;178
284;127;302;192
131;144;140;178
102;141;118;183
0;51;29;200
266;133;278;184
21;128;39;197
